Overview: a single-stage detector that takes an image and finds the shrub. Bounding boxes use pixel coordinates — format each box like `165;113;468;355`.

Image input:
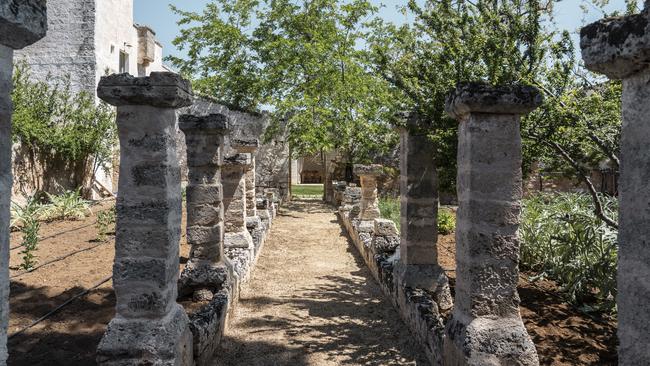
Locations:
95;207;116;242
520;193;618;313
12;196;42;270
438;208;456;235
379;196;400;230
11;63;116;180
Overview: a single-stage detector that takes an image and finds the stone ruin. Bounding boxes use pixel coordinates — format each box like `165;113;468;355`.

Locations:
580;6;650;364
90;72;279;366
0;1;47;365
1;2;650;366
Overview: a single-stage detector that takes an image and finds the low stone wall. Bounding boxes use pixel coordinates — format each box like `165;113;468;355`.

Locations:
337;204;447;365
184;198;277;366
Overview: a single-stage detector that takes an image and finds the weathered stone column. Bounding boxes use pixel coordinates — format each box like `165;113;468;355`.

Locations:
232;139;259;218
96;73;193;365
0;3;46;364
353;164;382;220
178;114;230;302
222;152;255;281
581;8;650;364
443;83;541;366
395;112;452;310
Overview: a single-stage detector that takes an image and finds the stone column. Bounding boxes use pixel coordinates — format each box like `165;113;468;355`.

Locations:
178;113;230;302
96;73;193;365
353;165;382;220
395;112;452;311
232;139;265;254
232;139;259;218
0;3;46;365
443;83;541;366
581;8;650;364
222;153;255;281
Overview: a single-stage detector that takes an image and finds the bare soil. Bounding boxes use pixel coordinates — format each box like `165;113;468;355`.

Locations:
6;199;616;365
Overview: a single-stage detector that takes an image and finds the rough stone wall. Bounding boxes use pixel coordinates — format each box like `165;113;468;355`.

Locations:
181;96;290;201
15;0;97;95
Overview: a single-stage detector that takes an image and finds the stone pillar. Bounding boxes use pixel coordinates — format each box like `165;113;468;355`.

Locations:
222;153;255;281
232;139;259;218
232;139;265;254
443;83;541;366
96;73;194;365
178;114;230;302
581;8;650;364
395;113;452;310
0;3;47;365
353;165;382;220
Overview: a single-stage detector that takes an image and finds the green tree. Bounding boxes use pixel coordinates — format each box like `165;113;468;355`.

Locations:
366;0;553;191
168;0;402;163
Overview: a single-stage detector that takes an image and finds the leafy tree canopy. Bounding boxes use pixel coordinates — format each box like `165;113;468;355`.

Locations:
168;0;401;162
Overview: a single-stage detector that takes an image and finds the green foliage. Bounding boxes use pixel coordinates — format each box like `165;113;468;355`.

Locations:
292;184;324;197
168;0;400;163
379;196;400;230
39;190;91;221
96;207;116;242
12;197;42;270
366;0;554;192
11;63;116;173
379;196;455;235
520;193;618;313
437;208;456;235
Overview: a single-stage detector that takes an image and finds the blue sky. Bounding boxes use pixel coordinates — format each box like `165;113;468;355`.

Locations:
133;0;632;64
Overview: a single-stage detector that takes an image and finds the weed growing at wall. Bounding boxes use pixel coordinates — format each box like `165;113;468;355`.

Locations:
11;63;116;185
437;208;456;235
520;193;618;313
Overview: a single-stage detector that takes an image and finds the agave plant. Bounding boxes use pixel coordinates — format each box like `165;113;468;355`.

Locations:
39;190;91;221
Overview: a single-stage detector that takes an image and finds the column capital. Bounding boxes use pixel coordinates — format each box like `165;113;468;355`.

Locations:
353;164;383;177
97;72;193;108
580;8;650;79
0;0;47;49
179;113;229;135
395;110;431;136
445;82;542;120
224;153;252;167
232;138;260;154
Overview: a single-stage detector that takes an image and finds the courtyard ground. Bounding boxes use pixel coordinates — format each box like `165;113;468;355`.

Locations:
6;199;616;365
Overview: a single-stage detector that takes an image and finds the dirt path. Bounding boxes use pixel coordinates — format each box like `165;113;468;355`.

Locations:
215;199;427;366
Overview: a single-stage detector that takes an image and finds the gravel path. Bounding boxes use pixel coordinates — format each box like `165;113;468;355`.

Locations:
215;199;427;366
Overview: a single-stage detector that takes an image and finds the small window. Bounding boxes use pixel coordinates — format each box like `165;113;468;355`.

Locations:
110;44;115;54
119;51;129;74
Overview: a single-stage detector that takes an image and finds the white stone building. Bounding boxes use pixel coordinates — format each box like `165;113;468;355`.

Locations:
13;0;168;197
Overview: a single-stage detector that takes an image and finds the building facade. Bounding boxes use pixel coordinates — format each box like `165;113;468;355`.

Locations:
12;0;167;198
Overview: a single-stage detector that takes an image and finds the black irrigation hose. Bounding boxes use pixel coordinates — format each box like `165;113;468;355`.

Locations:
7;275;112;340
10;222;99;251
10;243;106;279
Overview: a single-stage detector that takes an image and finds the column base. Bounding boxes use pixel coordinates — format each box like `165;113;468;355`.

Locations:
178;261;230;300
97;304;193;366
224;231;255;281
395;263;453;311
443;313;539;366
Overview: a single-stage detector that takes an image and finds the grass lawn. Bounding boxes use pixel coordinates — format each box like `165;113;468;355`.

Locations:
292;184;324;197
